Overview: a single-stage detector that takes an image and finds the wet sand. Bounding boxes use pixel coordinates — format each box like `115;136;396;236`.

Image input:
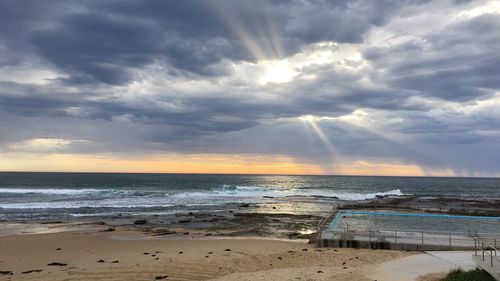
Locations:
0;228;409;281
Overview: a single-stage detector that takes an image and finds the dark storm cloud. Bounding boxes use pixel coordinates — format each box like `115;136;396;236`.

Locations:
31;13;160;85
0;0;414;84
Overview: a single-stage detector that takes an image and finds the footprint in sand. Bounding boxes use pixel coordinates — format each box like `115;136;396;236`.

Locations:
47;262;67;266
22;269;42;274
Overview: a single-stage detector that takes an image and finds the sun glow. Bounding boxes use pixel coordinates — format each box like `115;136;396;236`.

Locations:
0;153;323;175
259;60;297;85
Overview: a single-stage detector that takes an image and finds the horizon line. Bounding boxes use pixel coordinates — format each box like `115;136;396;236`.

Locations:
1;170;499;179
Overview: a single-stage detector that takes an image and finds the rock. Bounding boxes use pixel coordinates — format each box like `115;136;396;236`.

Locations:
204;233;212;236
41;221;62;224
102;227;115;232
134;219;148;225
287;232;313;239
301;248;308;251
0;271;13;275
22;269;42;274
47;262;67;266
208;252;213;254
97;259;105;263
343;267;348;270
55;248;62;250
178;251;183;254
183;232;189;235
155;229;176;236
239;203;250;208
143;253;149;255
317;270;324;273
188;212;194;216
278;256;282;260
178;219;192;223
224;248;231;251
111;260;119;263
272;207;277;209
155;275;169;280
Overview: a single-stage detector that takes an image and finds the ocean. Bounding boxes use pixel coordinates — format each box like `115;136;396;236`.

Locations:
1;172;499;222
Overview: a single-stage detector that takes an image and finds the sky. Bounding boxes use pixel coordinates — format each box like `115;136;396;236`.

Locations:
0;0;499;176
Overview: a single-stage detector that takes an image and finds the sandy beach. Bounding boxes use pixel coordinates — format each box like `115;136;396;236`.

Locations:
0;226;410;281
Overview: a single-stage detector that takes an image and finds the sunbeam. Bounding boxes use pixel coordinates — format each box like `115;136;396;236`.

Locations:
212;1;284;60
336;110;446;170
300;115;341;167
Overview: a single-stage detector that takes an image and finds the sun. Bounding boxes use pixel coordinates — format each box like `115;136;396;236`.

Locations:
259;60;297;85
299;115;316;122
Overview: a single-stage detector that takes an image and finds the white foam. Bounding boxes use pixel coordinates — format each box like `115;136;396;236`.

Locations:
172;186;405;201
0;185;406;210
0;188;104;195
0;198;176;209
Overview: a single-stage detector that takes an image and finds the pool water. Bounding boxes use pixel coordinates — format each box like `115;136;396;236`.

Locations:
327;210;500;235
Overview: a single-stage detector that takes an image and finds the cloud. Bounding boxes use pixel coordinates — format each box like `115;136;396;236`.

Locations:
0;0;499;176
1;0;417;84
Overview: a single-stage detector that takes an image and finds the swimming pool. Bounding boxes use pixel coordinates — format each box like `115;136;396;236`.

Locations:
327;210;500;235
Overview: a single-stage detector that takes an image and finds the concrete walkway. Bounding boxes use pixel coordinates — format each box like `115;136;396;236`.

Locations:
366;251;475;281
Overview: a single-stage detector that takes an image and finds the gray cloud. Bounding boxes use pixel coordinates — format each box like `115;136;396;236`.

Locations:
0;0;500;175
1;0;416;84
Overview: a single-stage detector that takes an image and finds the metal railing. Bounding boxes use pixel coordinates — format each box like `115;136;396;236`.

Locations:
321;227;500;249
475;237;500;267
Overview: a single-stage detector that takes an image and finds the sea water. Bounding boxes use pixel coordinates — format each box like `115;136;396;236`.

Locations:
0;172;499;221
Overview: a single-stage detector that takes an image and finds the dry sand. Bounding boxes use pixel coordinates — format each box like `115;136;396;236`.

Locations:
0;228;410;281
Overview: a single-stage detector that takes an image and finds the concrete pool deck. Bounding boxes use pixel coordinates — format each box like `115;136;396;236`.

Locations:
367;251;476;281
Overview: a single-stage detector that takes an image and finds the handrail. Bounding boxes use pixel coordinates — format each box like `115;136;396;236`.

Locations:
317;207;337;231
323;227;500;238
317;215;327;229
320;227;500;250
474;237;499;267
